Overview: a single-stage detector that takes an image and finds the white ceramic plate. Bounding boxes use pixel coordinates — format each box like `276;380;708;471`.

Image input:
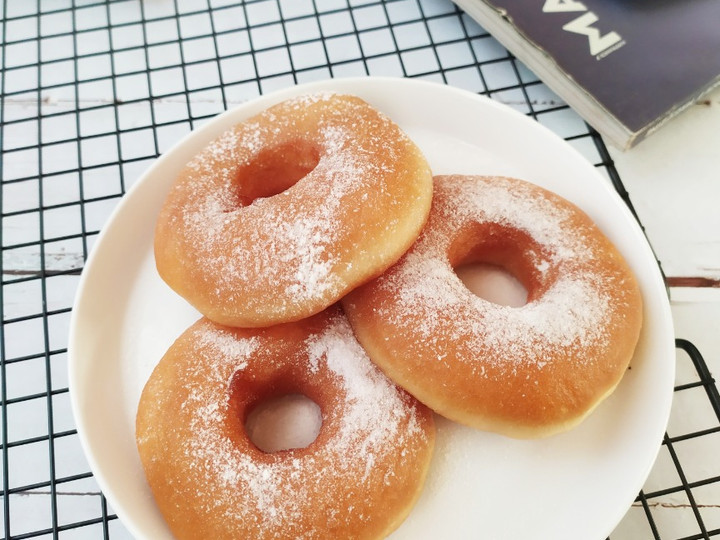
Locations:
68;77;675;540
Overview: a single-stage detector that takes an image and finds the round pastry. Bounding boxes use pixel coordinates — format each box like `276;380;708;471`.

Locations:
154;92;433;327
342;175;643;439
136;307;435;540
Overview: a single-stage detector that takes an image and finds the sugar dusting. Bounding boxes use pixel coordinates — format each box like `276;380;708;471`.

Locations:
159;313;428;537
305;313;424;480
372;175;616;370
172;93;409;317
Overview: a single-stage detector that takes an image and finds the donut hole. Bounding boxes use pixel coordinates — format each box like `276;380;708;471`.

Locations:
235;140;320;205
245;393;323;453
450;223;549;307
455;262;528;307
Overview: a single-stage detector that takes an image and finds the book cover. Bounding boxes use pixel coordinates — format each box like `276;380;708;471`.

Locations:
453;0;720;149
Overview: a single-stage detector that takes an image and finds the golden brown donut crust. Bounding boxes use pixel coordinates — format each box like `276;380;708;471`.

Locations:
342;175;643;439
154;93;433;327
136;307;435;539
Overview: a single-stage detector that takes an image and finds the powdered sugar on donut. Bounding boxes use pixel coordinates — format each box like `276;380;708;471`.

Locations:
372;175;615;370
342;174;643;436
164;92;426;323
305;313;424;479
153;312;430;537
429;175;595;266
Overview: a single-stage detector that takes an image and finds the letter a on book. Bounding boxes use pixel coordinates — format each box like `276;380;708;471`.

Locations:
543;0;587;13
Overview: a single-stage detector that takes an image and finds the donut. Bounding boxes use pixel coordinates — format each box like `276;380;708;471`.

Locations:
342;175;643;439
154;93;433;327
135;307;435;539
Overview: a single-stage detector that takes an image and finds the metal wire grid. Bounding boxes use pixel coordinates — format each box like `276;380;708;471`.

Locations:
0;0;717;538
630;340;720;540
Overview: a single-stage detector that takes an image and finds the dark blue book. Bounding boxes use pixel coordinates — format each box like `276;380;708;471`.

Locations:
453;0;720;149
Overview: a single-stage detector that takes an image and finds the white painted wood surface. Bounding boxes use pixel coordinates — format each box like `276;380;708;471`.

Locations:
610;85;720;292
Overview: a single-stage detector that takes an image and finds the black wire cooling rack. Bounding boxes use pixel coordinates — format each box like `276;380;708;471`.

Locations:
1;1;719;539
